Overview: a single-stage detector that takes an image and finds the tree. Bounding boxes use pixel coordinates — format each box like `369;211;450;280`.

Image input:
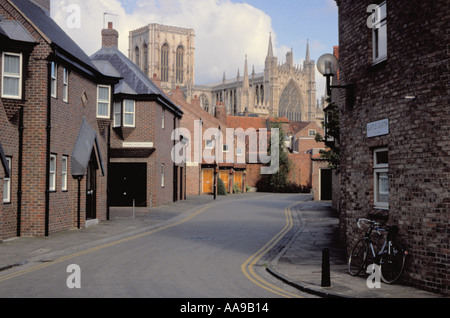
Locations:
315;102;340;171
266;121;293;192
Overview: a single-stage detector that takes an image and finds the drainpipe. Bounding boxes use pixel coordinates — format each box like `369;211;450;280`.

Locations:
44;60;52;237
16;106;24;237
77;176;82;229
107;123;111;221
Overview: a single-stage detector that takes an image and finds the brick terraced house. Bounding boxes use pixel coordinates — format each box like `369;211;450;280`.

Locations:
0;0;120;239
335;0;449;294
91;23;184;208
168;90;235;196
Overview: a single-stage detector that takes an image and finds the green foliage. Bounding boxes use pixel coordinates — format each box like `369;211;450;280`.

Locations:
217;178;227;195
316;103;340;171
233;183;242;194
256;121;310;193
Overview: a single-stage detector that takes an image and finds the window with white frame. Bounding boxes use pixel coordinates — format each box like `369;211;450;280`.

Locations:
97;85;110;118
113;101;121;127
123;99;135;127
162;109;165;129
161;164;165;187
236;148;243;156
372;1;387;63
308;129;317;136
2;52;22;99
3;157;11;203
62;156;68;191
223;144;229;153
63;68;69;102
51;62;57;98
49;154;56;192
373;148;388;209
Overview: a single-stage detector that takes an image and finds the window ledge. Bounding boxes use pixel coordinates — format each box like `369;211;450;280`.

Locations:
367;58;387;72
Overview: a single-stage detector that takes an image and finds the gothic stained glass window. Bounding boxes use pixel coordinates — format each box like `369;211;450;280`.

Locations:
279;81;302;121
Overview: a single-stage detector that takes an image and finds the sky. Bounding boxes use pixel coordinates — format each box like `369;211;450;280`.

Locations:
51;0;338;100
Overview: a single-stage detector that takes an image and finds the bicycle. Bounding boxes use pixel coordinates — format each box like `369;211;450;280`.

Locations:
348;218;408;284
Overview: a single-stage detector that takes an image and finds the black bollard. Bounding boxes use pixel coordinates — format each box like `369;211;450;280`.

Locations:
321;248;331;287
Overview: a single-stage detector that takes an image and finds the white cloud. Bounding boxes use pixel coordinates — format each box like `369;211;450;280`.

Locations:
51;0;273;84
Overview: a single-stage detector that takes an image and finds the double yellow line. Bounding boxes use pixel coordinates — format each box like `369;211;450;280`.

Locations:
241;201;302;298
0;203;214;283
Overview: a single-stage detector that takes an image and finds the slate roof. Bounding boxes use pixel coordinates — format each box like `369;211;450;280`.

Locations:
91;46;183;116
0;19;36;43
10;0;106;77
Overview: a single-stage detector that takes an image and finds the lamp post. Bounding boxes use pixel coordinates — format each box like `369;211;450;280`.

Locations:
317;53;355;108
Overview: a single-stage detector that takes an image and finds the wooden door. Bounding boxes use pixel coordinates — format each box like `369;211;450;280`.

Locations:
219;171;229;193
234;171;243;191
202;169;214;194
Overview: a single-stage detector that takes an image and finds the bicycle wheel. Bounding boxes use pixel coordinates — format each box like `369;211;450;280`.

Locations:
348;239;368;276
380;241;406;284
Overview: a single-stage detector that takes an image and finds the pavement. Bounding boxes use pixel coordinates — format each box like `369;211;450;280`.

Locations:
0;193;446;298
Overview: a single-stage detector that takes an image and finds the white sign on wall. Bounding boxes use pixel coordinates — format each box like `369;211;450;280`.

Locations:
367;119;389;138
123;142;154;148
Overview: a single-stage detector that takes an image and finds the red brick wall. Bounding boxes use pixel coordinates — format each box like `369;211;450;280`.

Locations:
0;0;111;238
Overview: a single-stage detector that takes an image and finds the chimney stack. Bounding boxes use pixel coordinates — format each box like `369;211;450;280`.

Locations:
102;22;119;48
31;0;50;15
215;102;227;125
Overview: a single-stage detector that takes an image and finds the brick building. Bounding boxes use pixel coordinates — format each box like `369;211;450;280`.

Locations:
168;90;236;195
0;0;120;239
335;0;449;294
91;23;184;208
226;116;326;195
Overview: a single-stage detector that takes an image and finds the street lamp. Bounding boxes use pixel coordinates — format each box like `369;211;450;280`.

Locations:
317;54;338;97
317;53;354;108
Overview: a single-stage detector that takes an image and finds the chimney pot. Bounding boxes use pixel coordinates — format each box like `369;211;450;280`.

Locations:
108;22;113;29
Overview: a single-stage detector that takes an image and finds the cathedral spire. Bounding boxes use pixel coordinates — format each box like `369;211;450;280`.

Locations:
243;54;249;90
305;39;311;62
267;33;274;58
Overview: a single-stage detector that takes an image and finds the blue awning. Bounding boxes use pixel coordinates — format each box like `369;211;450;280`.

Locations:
0;142;9;178
71;119;105;177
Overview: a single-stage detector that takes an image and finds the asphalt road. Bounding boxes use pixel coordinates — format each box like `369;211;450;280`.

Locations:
0;194;313;298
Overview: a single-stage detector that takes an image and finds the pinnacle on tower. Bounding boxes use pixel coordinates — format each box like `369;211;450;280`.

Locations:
267;33;274;58
306;39;311;62
243;54;249;90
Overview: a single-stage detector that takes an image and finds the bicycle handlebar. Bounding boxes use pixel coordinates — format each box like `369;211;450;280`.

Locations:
357;218;380;228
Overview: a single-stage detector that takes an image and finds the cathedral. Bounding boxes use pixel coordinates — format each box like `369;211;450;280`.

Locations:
129;24;323;124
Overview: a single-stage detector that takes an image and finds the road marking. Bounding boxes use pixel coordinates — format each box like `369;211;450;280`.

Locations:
0;193;298;298
241;201;303;298
0;202;217;283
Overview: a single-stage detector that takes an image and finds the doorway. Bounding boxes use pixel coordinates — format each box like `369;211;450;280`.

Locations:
320;169;333;201
202;169;214;194
86;152;98;220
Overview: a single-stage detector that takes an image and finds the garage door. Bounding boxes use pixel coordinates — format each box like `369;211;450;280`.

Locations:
110;163;147;207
